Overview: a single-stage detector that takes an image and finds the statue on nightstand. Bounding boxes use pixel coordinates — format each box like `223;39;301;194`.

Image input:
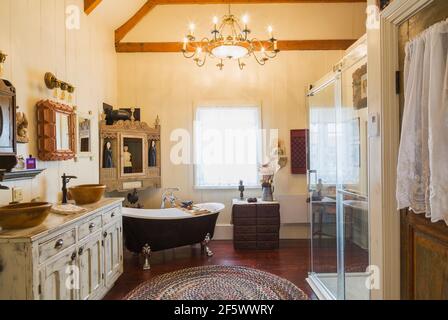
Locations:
238;180;245;200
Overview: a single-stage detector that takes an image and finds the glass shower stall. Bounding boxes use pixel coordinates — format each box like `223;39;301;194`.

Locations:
306;38;370;300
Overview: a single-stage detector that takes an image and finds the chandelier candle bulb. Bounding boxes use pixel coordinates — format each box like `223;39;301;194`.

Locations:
189;23;195;36
243;15;249;30
183;38;188;51
268;26;274;39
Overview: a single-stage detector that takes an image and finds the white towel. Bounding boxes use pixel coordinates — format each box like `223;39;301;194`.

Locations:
397;19;448;225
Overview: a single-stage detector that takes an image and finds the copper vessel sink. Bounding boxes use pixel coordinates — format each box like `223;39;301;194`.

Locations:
0;202;52;230
69;184;106;205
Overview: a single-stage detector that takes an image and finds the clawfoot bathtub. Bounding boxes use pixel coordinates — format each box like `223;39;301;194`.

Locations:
122;203;225;270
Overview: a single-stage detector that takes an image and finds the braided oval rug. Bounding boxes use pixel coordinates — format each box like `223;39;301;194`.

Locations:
125;265;309;300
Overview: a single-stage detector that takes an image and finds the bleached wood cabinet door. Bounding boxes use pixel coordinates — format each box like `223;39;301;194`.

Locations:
78;232;103;300
40;249;78;300
103;221;123;287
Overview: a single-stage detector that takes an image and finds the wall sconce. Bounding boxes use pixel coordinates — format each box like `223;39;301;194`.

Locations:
44;72;75;102
0;51;7;75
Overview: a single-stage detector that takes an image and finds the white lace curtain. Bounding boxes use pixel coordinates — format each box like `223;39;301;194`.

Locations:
396;19;448;225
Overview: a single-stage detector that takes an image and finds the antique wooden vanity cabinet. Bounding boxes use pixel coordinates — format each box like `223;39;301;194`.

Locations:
99;117;161;192
0;199;123;300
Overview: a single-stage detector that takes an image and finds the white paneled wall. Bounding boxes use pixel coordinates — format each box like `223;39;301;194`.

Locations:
0;0;117;204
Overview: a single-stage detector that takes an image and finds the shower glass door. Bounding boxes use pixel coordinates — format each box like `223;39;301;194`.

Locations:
308;76;341;299
308;45;370;300
338;56;370;300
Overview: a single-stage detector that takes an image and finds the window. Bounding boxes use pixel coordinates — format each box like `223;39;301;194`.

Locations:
194;106;261;189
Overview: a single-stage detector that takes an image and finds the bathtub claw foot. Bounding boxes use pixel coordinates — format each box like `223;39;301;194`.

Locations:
201;233;214;257
142;244;151;271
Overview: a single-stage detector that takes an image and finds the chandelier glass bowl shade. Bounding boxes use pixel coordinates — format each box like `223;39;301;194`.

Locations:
182;8;279;70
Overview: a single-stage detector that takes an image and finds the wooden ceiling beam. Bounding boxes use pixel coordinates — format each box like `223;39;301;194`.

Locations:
156;0;365;3
116;39;357;52
115;0;365;45
84;0;102;15
115;1;158;44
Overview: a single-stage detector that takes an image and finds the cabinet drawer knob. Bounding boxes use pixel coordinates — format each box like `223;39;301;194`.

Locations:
103;231;108;238
54;239;64;249
71;252;77;261
111;212;116;218
78;247;84;256
89;223;95;230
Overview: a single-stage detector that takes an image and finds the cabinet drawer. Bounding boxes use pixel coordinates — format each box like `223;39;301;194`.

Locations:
79;215;102;240
39;229;76;263
234;226;257;234
257;217;280;226
233;218;257;226
257;233;279;242
102;206;121;226
234;241;257;250
234;233;257;241
232;205;256;219
257;204;280;218
257;225;280;234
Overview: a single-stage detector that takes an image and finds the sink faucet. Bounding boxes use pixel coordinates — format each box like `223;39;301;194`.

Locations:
61;173;77;204
161;188;180;209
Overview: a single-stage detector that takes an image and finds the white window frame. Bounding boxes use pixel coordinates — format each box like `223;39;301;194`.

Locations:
193;103;263;190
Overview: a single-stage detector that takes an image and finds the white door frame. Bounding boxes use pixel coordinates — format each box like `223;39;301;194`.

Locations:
367;0;434;300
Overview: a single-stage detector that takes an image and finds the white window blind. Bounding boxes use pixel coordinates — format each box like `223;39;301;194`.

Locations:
194;106;261;189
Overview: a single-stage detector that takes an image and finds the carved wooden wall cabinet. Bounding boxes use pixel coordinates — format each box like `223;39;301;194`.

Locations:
100;118;161;193
36;100;76;161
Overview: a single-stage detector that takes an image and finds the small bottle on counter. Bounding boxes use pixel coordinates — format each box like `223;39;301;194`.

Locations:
26;155;37;170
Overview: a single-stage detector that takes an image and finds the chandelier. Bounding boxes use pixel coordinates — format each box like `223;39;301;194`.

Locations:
182;5;279;70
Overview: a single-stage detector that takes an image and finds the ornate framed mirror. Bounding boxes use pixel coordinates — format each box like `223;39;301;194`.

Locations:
0;79;17;171
36;100;76;161
76;110;94;161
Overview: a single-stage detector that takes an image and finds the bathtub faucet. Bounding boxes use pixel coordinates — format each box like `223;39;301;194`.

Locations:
161;188;180;209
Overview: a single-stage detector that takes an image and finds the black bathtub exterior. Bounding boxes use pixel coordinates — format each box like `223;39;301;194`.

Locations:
123;212;219;253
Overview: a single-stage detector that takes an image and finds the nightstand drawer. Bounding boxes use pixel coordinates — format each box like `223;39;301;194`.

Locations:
234;226;257;234
234;233;257;241
257;204;280;218
232;205;256;219
233;217;257;226
257;225;280;234
257;217;280;226
257;233;279;242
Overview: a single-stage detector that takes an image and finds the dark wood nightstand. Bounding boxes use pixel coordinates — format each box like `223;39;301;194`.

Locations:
232;199;280;250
